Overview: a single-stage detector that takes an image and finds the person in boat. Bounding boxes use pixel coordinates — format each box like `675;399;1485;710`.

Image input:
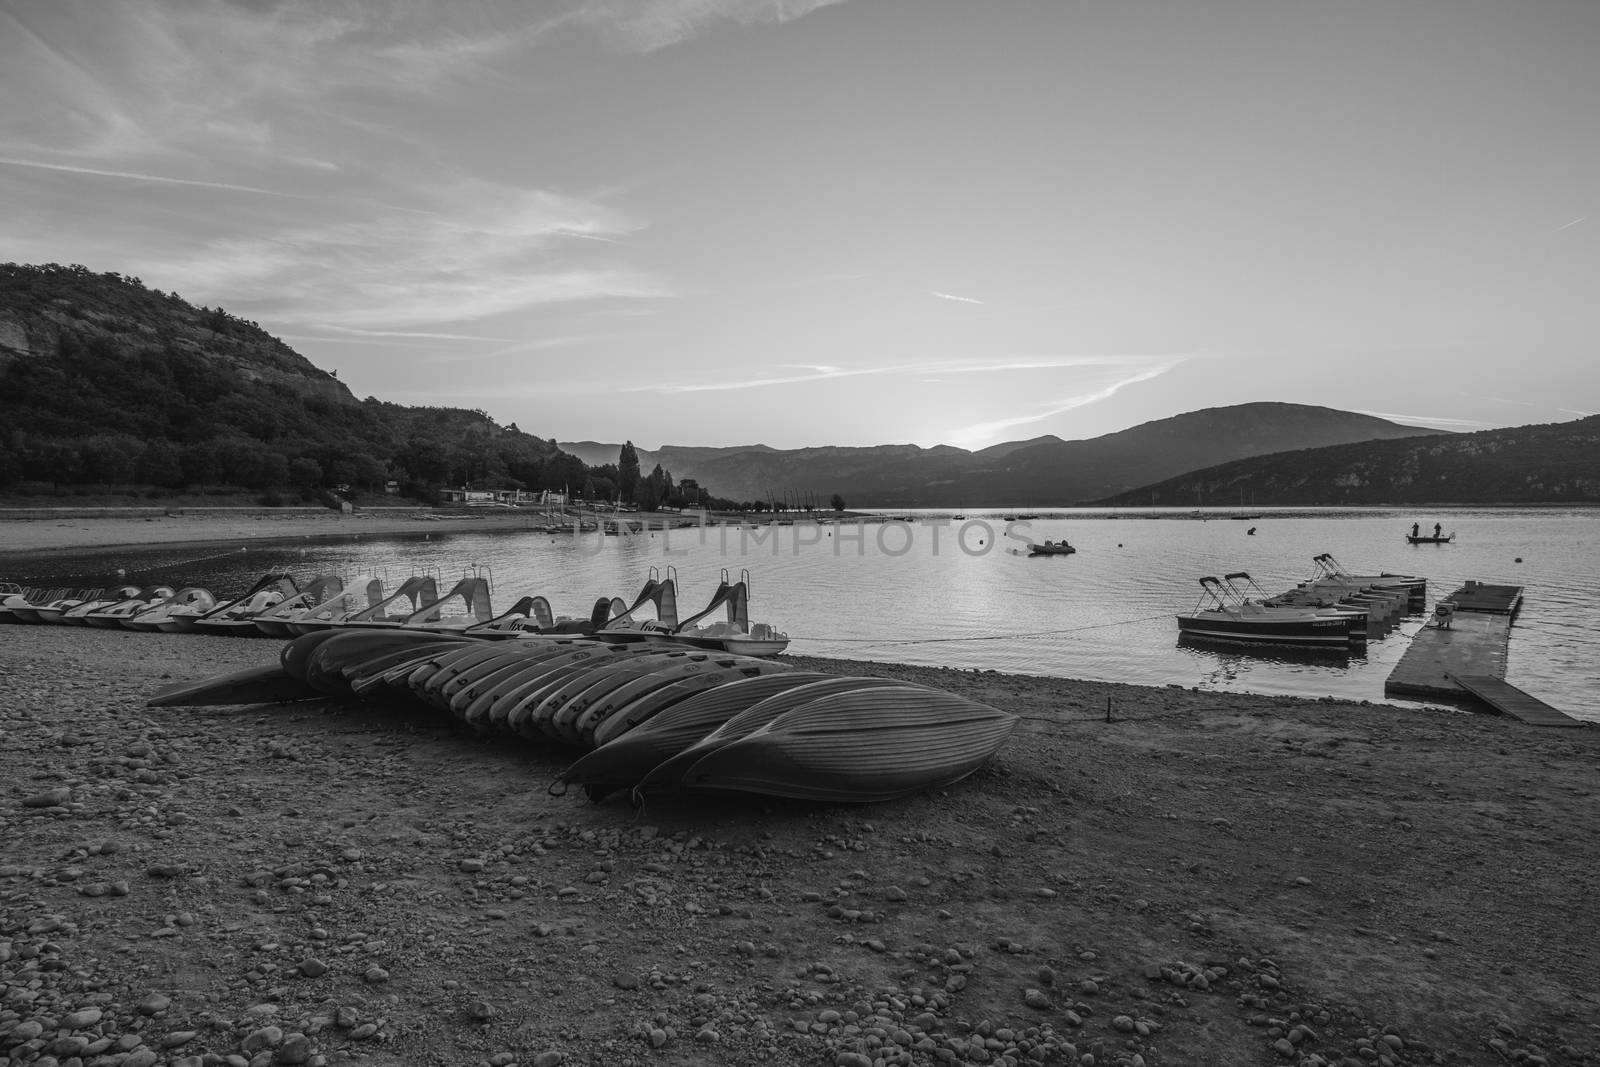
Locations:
1411;522;1420;539
1433;522;1442;539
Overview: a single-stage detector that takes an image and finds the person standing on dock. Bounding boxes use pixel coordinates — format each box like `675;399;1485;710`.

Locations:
1411;522;1420;538
1433;522;1442;539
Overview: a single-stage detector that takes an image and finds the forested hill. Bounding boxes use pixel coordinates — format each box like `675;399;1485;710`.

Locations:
1090;416;1600;506
0;263;590;499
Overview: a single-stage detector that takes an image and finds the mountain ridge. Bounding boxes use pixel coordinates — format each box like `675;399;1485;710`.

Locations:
565;404;1439;506
1090;416;1600;506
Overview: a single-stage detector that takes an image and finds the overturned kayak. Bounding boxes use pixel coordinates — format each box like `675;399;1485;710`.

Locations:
677;686;1020;802
148;664;321;707
634;676;911;794
560;671;837;798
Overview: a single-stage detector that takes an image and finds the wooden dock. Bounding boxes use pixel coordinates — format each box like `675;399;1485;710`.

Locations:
1384;609;1512;702
1450;674;1585;728
1384;581;1582;726
1440;581;1523;615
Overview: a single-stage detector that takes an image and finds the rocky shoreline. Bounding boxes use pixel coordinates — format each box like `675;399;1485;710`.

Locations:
3;623;1597;1067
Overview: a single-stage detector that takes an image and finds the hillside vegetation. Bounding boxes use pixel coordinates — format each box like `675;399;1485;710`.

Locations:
1091;416;1600;506
0;264;588;503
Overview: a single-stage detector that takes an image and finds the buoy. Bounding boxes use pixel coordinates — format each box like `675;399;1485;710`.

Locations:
1515;557;1523;563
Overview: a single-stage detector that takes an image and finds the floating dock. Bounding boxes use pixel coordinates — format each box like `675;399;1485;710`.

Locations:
1440;581;1523;615
1384;582;1582;726
1450;674;1585;728
1384;608;1513;701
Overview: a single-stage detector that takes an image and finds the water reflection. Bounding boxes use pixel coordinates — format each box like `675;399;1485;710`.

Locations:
1175;633;1361;669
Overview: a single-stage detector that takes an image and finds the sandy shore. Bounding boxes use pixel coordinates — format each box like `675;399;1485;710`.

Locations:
2;621;1596;1067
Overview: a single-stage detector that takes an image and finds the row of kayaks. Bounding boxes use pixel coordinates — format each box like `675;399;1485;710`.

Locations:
0;566;790;657
148;627;1021;805
1176;553;1427;650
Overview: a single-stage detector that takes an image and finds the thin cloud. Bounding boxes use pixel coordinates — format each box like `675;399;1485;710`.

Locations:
778;271;870;289
635;366;880;393
629;355;1168;395
931;290;984;305
318;325;521;342
0;156;313;200
442;334;617;362
277;334;400;347
1351;410;1493;430
578;0;850;53
556;230;627;244
946;360;1189;448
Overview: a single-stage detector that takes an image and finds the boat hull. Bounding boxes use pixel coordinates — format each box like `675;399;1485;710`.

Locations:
678;687;1020;803
1176;611;1360;647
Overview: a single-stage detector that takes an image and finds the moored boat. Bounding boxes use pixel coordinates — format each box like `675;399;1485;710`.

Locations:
1305;553;1426;612
1176;576;1365;648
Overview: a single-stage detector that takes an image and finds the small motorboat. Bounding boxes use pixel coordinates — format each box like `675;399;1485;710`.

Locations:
1028;540;1076;556
1405;532;1455;544
1221;572;1392;640
1306;553;1426;612
1176;576;1366;648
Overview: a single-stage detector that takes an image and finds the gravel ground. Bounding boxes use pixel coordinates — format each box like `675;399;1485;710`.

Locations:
2;626;1597;1067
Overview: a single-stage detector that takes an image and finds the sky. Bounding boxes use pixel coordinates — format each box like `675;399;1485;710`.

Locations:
3;0;1596;451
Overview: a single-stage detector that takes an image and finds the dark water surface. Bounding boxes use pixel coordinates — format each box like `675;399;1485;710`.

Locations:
7;507;1595;722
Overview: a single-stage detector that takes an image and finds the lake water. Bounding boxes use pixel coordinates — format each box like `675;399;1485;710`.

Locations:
8;507;1596;722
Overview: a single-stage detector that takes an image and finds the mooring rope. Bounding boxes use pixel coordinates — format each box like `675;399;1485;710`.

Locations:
0;545;257;584
788;612;1177;647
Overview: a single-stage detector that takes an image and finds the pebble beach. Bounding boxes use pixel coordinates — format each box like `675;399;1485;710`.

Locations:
2;517;1599;1067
